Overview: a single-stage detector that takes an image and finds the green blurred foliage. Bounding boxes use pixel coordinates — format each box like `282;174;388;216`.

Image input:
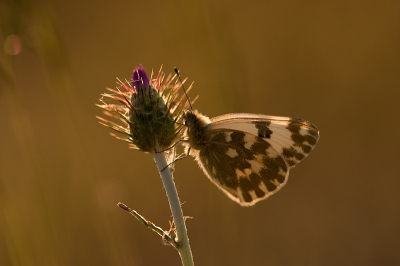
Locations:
1;0;400;265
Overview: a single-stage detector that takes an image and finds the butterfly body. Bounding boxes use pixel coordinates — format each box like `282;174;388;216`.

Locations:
182;110;319;206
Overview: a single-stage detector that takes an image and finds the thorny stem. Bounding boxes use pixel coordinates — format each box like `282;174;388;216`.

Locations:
153;146;194;266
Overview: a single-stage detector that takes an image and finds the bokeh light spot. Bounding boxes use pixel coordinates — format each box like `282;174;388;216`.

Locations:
4;35;22;55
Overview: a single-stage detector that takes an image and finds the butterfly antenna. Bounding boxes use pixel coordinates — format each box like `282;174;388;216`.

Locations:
174;67;193;110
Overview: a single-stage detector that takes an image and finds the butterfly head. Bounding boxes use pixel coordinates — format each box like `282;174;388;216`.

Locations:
182;110;194;126
182;110;210;128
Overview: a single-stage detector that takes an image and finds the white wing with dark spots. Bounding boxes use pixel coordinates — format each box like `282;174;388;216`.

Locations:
183;110;320;206
207;113;320;168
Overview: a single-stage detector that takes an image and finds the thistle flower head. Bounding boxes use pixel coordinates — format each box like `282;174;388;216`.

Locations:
97;65;193;152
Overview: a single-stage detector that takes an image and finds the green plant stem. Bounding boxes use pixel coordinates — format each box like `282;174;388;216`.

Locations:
153;147;194;266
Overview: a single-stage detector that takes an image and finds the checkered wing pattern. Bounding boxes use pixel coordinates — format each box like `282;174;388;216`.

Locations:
184;111;319;206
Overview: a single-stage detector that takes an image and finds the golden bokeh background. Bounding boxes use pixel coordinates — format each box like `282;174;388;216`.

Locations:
1;0;400;265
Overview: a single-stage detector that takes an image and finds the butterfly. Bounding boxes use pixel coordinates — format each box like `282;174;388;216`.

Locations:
181;110;319;206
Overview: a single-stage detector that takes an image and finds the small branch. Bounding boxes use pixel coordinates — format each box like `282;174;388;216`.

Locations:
117;202;178;249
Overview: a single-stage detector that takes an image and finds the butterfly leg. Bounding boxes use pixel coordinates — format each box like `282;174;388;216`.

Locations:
155;139;185;153
160;147;191;172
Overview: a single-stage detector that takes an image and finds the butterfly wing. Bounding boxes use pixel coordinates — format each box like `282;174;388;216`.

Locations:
184;111;319;206
207;113;320;167
192;128;290;206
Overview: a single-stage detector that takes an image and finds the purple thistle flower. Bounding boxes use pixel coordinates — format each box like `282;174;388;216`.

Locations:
132;65;150;91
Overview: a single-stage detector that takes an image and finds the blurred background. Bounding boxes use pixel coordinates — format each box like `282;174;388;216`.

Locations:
1;0;400;265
